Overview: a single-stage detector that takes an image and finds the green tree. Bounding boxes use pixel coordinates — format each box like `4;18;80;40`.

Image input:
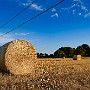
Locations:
49;54;54;58
37;53;44;58
81;44;90;57
59;47;75;58
75;46;86;56
54;50;65;58
44;53;49;58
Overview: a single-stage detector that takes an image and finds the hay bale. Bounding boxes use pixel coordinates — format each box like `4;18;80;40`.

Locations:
73;55;81;60
62;57;65;59
0;39;37;75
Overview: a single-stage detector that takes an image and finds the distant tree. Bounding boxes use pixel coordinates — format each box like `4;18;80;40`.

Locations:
59;47;75;58
81;44;90;57
44;53;49;58
37;53;44;58
54;47;75;58
37;53;50;58
54;49;66;58
75;46;86;56
49;54;54;58
37;53;40;58
37;44;90;58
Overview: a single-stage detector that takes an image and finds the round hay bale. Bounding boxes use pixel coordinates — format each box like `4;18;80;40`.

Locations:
0;39;37;75
73;55;81;60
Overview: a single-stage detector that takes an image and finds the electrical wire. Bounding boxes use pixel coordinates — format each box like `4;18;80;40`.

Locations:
0;0;65;37
0;0;37;29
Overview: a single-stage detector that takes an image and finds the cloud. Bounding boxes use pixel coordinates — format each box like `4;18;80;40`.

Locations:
21;2;44;11
73;10;76;14
8;0;45;11
52;8;56;12
73;0;88;12
8;0;90;18
15;32;30;36
75;0;90;18
73;0;83;5
0;32;36;45
0;33;14;45
31;3;44;11
51;13;59;18
84;12;90;18
61;0;90;18
61;3;78;11
81;6;88;12
79;13;82;16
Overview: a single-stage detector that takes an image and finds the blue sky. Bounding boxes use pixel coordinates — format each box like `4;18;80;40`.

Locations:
0;0;90;54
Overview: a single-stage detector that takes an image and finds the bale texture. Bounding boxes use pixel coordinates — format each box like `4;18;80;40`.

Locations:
0;40;37;75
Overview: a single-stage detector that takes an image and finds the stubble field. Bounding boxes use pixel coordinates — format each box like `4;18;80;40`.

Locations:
0;58;90;90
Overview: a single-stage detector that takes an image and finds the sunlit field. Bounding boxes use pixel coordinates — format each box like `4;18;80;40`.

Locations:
0;57;90;90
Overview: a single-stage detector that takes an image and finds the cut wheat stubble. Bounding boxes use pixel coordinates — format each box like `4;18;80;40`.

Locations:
0;39;37;75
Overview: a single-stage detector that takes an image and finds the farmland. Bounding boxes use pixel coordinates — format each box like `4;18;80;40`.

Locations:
0;58;90;90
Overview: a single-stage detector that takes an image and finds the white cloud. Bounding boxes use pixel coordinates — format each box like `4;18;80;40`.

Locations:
15;32;30;36
71;3;78;8
61;0;86;12
61;3;78;11
0;33;14;45
81;6;88;12
61;0;90;18
52;8;56;12
8;0;45;11
79;13;82;15
73;0;83;5
21;2;44;11
31;3;43;11
74;0;88;12
73;10;76;14
51;13;59;18
84;12;90;18
21;3;29;6
9;0;90;18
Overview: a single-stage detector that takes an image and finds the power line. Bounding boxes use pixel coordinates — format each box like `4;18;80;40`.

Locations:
0;0;37;29
0;0;65;37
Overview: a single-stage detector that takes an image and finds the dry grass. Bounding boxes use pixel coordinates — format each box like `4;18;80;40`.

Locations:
0;58;90;90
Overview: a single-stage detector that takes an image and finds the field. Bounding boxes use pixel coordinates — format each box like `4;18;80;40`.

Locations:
0;58;90;90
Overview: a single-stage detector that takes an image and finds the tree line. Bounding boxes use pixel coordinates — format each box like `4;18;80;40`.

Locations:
37;44;90;58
